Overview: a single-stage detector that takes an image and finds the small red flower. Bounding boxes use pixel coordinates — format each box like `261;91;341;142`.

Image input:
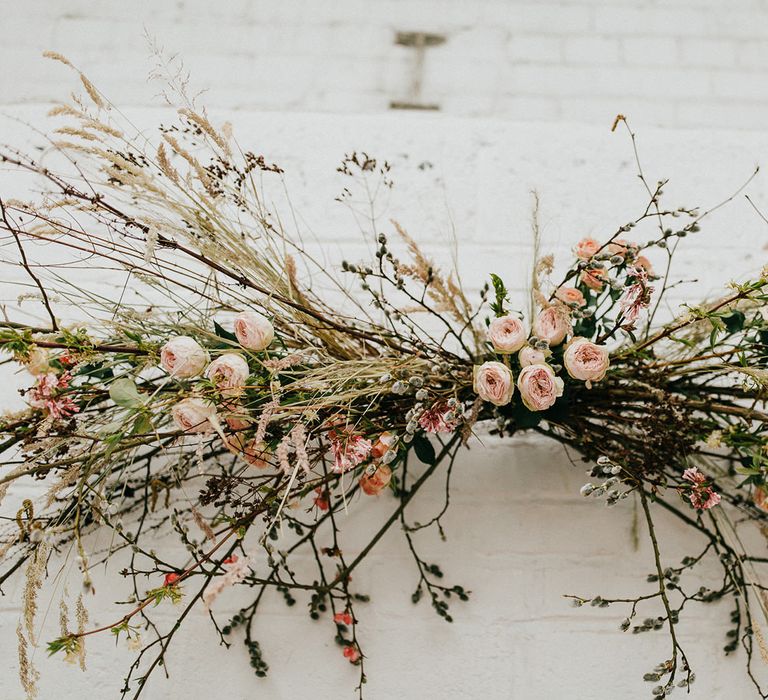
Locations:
343;645;361;663
222;555;239;565
333;611;353;626
314;487;330;511
164;572;180;586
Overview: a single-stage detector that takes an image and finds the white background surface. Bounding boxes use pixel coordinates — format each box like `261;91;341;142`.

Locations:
2;2;768;699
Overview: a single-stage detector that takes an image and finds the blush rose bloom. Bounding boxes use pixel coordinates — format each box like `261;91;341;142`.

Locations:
160;336;209;378
171;397;217;433
533;307;571;346
554;286;586;308
488;315;528;354
234;311;274;351
574;237;601;260
473;361;515;406
517;363;564;411
563;337;610;385
205;353;250;396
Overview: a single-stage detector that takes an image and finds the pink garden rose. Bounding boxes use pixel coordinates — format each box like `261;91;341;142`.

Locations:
205;353;250;396
554;286;586;308
473;361;514;406
518;346;548;367
533;306;571;346
234;311;274;351
488;315;528;354
574;237;601;260
160;336;209;378
171;397;217;433
517;363;564;411
563;337;610;385
579;267;608;292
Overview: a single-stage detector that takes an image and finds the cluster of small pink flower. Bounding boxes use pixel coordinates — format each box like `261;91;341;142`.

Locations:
29;371;79;420
681;467;721;510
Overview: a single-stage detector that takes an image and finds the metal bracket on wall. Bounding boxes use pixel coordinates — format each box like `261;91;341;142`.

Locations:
390;31;446;111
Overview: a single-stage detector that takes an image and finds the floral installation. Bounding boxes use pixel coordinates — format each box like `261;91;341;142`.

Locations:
2;56;768;700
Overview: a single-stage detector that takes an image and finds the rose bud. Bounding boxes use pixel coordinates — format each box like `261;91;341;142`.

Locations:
234;311;274;351
204;353;250;397
171;397;217;433
160;336;209;378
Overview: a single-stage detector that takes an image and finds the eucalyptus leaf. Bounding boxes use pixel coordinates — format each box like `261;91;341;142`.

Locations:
109;377;144;409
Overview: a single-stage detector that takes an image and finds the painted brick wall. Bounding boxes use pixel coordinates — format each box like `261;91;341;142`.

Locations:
1;1;768;697
1;0;768;129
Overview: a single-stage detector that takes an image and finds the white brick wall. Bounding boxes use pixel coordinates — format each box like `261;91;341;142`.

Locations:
2;0;768;129
1;103;768;698
1;0;768;696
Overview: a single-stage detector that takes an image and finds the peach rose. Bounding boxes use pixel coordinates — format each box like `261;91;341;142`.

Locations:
754;487;768;514
205;353;250;396
171;397;217;433
574;237;601;260
488;315;528;354
634;255;654;276
579;267;608;292
554;286;586;308
160;336;209;378
234;311;274;351
360;464;393;495
563;337;610;385
473;361;515;406
518;346;549;367
606;238;635;257
370;431;396;460
517;363;564;412
533;307;571;347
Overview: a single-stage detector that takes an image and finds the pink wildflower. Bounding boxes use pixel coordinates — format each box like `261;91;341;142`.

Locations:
619;266;654;325
682;467;721;510
29;371;79;420
418;402;460;434
329;430;372;473
203;554;253;609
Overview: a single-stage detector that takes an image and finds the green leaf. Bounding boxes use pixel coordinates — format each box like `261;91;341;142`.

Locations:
109;377;143;408
489;273;509;317
723;310;746;334
214;321;238;343
132;412;153;435
412;435;436;465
